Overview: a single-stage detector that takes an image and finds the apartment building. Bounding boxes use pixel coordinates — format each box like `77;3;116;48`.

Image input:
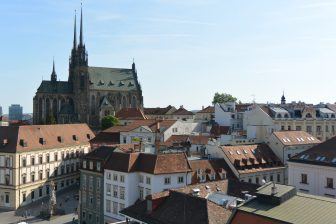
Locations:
0;124;94;209
244;103;336;142
79;146;116;224
288;137;336;198
103;152;191;222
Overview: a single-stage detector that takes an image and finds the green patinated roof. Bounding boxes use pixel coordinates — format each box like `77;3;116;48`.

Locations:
238;193;336;224
37;81;73;94
88;67;138;91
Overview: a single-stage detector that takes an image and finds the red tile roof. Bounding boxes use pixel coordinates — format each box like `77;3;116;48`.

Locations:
115;108;147;120
221;144;285;174
172;107;194;116
272;131;320;146
0;124;94;153
144;105;176;115
163;135;209;147
105;152;192;174
197;106;215;114
103;119;177;133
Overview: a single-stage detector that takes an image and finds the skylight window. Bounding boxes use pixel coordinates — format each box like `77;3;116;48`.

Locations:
300;138;304;141
236;150;241;155
243;150;248;154
300;155;306;159
320;157;326;161
304;155;309;159
296;138;301;142
229;151;233;155
283;138;287;143
316;156;321;161
332;158;336;163
311;137;315;140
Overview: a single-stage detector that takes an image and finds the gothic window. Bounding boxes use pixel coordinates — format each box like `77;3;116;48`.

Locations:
38;98;43;123
91;95;96;115
80;73;85;89
131;96;137;108
306;113;312;118
46;98;51;118
52;99;57;118
276;114;282;118
122;96;127;108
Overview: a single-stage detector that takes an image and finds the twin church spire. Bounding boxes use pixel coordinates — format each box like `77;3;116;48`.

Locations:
51;5;87;82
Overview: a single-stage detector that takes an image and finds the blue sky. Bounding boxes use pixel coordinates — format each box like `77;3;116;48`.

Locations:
1;0;336;113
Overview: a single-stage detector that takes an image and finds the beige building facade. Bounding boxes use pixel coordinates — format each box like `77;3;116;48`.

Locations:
0;124;94;209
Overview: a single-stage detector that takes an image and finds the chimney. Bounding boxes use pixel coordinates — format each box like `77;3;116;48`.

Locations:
180;105;183;109
156;121;160;132
202;105;204;110
271;182;277;195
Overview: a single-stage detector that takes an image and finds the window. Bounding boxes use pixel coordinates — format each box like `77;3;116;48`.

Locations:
22;157;26;167
39;155;43;164
326;178;334;189
139;187;144;199
164;177;171;185
113;185;118;198
106;184;111;196
119;203;125;213
54;152;58;161
113;202;118;214
256;177;259;184
22;174;26;184
97;162;101;171
145;188;151;197
83;161;87;169
326;125;329;132
31;190;35;200
277;173;281;183
22;192;26;202
39;187;43;197
288;126;291;130
306;126;312;133
31;172;35;182
89;161;93;170
123;136;127;144
106;199;111;212
146;177;151;185
178;176;184;184
139;175;144;183
46;169;50;178
281;126;284;131
119;186;125;200
107;172;111;180
31;157;35;166
120;175;125;183
270;175;274;182
46;154;50;163
5;193;9;204
113;174;118;181
89;176;93;190
301;174;308;184
39;171;43;180
46;185;50;195
296;126;302;131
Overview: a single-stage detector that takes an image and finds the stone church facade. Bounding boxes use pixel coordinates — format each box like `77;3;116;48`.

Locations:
33;8;143;128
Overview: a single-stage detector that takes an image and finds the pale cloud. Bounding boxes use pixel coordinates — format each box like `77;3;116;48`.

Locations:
299;1;336;9
143;17;216;26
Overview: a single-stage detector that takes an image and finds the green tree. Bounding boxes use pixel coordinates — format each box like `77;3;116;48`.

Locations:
101;115;119;130
212;92;237;105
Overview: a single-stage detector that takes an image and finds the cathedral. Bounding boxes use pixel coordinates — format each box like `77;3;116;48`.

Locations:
33;8;143;128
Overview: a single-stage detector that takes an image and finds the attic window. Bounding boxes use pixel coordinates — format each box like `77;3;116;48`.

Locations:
243;150;248;154
2;139;8;146
73;135;78;141
119;81;125;86
236;150;241;155
19;139;27;147
316;156;321;161
39;138;46;145
108;81;114;86
57;136;63;143
99;80;105;85
87;134;91;139
128;82;134;87
300;155;306;159
89;80;94;85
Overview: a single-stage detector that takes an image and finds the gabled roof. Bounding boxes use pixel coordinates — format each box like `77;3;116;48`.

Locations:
115;108;147;120
0;124;94;153
163;135;209;147
172;107;194;116
104;152;192;174
197;106;214;114
272;131;320;146
235;104;252;112
88;67;138;91
144;105;176;115
289;136;336;167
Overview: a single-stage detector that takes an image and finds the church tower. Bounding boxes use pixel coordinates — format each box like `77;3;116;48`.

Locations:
281;92;286;104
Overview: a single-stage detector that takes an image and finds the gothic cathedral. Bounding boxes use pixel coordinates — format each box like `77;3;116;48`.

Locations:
33;8;143;128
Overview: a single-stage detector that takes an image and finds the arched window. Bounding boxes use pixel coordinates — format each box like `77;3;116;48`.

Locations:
52;99;57;118
276;114;282;118
91;95;96;115
131;96;137;108
46;98;51;118
122;96;127;108
38;98;43;123
331;114;335;118
80;73;85;89
284;114;289;118
306;113;312;118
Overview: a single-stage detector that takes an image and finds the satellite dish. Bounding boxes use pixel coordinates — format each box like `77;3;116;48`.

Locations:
261;179;266;185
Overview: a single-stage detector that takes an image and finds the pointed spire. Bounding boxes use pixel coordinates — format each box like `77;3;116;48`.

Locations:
73;10;77;49
79;2;84;46
281;91;286;104
132;58;136;71
51;58;57;82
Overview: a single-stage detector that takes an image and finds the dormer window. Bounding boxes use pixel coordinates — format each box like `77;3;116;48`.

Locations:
39;138;46;145
108;81;114;86
57;136;63;143
2;139;8;146
20;139;27;147
119;81;125;86
73;135;78;141
99;80;105;85
87;134;91;139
